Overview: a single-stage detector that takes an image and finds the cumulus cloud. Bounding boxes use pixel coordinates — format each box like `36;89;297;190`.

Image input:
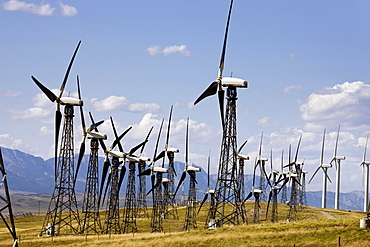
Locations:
146;45;190;56
0;90;21;97
128;103;160;113
300;81;370;125
2;0;55;16
9;107;51;119
3;0;77;17
91;96;129;112
60;2;77;17
90;95;160;114
284;85;302;93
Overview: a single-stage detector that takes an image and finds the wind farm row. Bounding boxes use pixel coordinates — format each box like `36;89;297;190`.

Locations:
1;0;370;246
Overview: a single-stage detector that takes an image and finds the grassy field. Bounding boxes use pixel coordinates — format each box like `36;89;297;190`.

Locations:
1;203;369;247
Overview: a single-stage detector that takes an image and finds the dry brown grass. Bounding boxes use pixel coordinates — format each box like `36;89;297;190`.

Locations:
0;203;369;247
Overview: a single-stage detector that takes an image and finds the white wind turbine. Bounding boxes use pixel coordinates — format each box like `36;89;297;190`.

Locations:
309;129;332;209
361;134;370;213
330;125;345;210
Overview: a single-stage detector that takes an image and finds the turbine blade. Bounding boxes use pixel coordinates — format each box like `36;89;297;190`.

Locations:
238;139;248;154
110;126;132;151
129;140;146;156
218;89;225;130
101;172;111;207
218;0;234;78
118;165;126;192
308;166;321;184
59;40;81;99
140;126;154;156
138;168;151;176
173;171;186;199
363;134;369;163
110;116;124;153
31;76;57;102
320;129;326;166
54;110;62;180
194;81;218;105
334;124;340;158
75;141;85;185
197;193;208;215
265;190;273;219
154;150;165;162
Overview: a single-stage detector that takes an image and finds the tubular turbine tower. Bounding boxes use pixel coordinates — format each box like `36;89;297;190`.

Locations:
194;0;248;228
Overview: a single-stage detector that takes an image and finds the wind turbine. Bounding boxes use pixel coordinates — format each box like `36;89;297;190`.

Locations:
77;102;106;234
193;0;248;227
138;119;168;232
330;125;345;210
309;129;332;209
31;41;82;180
154;106;179;219
0;148;18;246
32;41;83;236
361;134;370;213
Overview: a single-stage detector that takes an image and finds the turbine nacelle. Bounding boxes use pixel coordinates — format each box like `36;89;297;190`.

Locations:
166;147;179;153
187;165;201;172
221;77;248;88
108;150;125;158
59;97;83;106
139;156;150;162
321;163;332;168
125;155;140;162
334;156;346;160
153;167;168;173
237;154;249;160
162;178;171;183
258;157;268;162
252;189;263;193
87;132;107;140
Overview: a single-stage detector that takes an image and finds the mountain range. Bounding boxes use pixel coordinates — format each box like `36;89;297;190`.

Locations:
0;146;366;212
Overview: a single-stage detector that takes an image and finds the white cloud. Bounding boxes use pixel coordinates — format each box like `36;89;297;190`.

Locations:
300;81;370;125
146;45;190;56
0;90;21;97
289;52;299;61
0;133;23;149
2;0;55;16
9;107;51;119
128;103;160;113
284;85;302;93
91;96;129;112
39;126;53;136
90;95;160;114
60;2;77;17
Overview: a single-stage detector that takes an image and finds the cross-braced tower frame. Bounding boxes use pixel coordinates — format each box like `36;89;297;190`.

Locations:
81;138;102;234
207;86;246;228
40;105;81;236
0;148;18;246
184;170;198;231
137;161;148;218
163;152;179;219
122;161;138;233
151;172;164;232
103;157;122;234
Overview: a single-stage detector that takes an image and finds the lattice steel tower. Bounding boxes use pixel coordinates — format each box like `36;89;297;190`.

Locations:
193;0;248;228
184;169;200;231
164;151;179;219
41;105;81;236
81;138;103;234
151;171;164;232
137;160;149;218
103;157;122;234
207;86;246;227
122;161;138;233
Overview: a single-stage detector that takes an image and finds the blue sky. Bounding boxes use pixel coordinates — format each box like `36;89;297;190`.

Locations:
1;0;370;195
